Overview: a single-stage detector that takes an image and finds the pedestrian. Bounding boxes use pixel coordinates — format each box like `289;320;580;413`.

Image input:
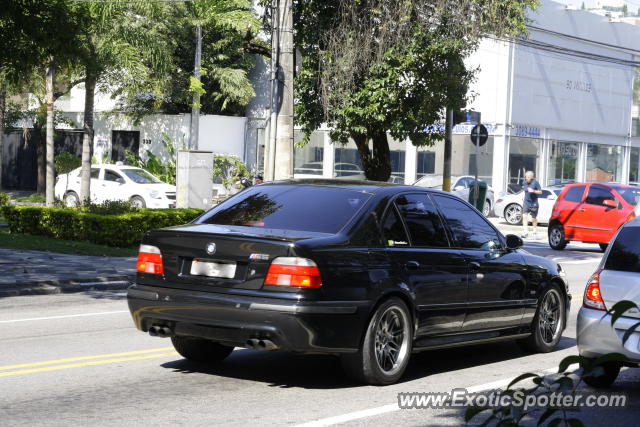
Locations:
522;171;542;239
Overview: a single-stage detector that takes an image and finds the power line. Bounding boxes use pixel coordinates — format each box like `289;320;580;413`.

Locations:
528;24;640;56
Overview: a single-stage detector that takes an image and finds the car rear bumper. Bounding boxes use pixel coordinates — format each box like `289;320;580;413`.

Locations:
577;306;640;363
127;284;371;354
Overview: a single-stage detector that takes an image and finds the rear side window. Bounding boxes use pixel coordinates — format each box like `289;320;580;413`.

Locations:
395;194;448;247
381;207;409;247
586;186;615;206
432;194;501;250
198;185;371;234
617;187;640;206
563;186;585;203
605;227;640;273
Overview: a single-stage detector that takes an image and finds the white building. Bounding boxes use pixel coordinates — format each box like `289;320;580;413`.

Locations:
283;0;640;195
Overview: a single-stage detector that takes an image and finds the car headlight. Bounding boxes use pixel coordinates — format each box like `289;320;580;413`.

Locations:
148;190;162;199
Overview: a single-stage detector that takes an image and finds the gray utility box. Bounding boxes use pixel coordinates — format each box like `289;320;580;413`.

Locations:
176;150;214;210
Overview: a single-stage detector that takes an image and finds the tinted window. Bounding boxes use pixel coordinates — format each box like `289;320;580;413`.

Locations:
540;190;552;199
617;187;640;206
395;194;448;247
586;186;615;206
381;206;409;247
104;170;123;182
563;186;585;203
432;195;501;250
199;185;371;233
90;168;100;179
121;168;161;184
605;227;640;273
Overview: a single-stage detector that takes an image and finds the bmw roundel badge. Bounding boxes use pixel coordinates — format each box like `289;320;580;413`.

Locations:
206;242;216;255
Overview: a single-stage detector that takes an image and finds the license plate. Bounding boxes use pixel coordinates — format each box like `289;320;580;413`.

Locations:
190;259;236;279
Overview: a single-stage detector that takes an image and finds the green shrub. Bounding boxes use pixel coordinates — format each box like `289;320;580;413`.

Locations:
0;205;204;248
79;199;137;215
54;152;82;175
0;192;10;207
14;193;46;204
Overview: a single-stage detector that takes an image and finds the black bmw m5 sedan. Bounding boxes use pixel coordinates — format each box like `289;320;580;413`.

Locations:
128;180;570;385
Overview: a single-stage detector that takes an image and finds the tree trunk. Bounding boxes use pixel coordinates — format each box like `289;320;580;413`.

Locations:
352;132;391;182
80;72;96;203
45;63;55;206
37;133;45;195
0;84;5;190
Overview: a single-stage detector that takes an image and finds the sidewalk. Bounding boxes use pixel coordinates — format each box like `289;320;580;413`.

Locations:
0;249;135;297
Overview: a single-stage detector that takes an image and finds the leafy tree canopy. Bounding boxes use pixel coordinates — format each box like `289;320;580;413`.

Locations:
293;0;539;181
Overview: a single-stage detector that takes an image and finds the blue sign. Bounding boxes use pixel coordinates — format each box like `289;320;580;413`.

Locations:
512;125;541;138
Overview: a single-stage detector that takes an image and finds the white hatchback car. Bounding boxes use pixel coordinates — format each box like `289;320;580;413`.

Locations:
55;164;176;208
577;218;640;387
494;186;564;225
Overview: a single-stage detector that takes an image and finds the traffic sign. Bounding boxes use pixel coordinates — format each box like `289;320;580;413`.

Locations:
470;124;488;147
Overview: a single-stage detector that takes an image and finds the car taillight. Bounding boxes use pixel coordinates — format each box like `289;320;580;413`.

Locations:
625;211;636;223
583;269;606;311
136;244;164;275
264;257;322;288
496;199;503;204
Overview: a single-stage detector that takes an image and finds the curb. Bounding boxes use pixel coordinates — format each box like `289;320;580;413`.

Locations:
0;278;133;298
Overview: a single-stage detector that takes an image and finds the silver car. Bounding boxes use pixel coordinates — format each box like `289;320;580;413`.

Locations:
577;218;640;387
414;175;494;217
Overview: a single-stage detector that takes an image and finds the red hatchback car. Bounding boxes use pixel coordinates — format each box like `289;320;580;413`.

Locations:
548;183;640;251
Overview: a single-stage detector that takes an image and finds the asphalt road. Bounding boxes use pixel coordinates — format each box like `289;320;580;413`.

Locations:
1;241;637;426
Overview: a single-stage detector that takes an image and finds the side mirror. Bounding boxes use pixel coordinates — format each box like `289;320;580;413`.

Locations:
603;199;617;208
505;234;523;250
116;178;125;185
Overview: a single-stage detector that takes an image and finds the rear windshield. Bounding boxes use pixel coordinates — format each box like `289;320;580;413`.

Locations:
198;185;372;234
617;187;640;206
604;227;640;273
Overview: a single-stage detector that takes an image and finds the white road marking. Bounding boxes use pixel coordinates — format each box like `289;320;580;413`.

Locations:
0;310;129;324
552;258;601;265
295;364;580;427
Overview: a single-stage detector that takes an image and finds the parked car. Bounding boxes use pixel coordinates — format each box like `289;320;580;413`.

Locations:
414;175;495;217
548;182;640;251
577;217;640;387
494;185;564;225
128;179;569;385
294;162;324;177
293;162;366;180
55;164;176;208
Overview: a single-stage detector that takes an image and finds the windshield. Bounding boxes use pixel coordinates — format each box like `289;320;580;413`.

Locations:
198;185;372;233
121;168;161;184
616;187;640;206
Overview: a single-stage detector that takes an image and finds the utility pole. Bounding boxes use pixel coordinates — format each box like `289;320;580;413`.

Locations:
266;0;294;181
190;24;202;151
443;108;453;192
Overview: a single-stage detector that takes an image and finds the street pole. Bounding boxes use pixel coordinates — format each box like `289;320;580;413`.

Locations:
443;108;453;192
270;0;294;181
190;24;202;151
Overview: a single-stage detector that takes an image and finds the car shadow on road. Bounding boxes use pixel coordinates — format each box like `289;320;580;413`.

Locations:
159;336;577;389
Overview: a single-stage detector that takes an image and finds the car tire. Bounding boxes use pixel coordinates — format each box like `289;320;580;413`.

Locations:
64;191;80;207
504;203;522;225
482;200;492;217
340;297;413;385
599;243;608;252
517;284;565;353
171;336;234;363
130;196;146;208
580;360;622;388
548;224;568;250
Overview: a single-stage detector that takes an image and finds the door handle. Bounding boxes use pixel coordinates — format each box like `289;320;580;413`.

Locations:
404;261;420;270
579;208;586;212
469;261;481;271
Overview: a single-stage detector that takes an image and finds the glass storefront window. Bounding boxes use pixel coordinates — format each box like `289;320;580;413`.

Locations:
293;130;324;177
630;147;640;186
586;143;623;183
415;135;494;186
334;138;366;180
548;141;579;186
388;136;406;184
508;137;541;192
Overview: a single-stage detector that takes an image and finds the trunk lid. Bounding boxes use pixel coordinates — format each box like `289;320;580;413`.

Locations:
143;224;329;292
600;269;640;319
